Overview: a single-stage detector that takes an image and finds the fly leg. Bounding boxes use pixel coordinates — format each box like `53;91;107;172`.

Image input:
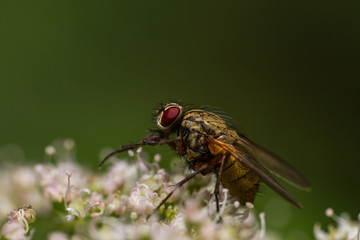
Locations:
147;164;209;220
214;154;226;217
165;137;185;156
99;134;181;168
157;136;182;145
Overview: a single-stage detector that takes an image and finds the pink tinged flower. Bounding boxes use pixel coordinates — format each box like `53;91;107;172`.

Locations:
150;222;190;240
169;213;187;235
1;221;26;240
34;161;91;203
128;150;135;157
88;217;128;240
11;167;37;189
105;193;125;215
160;181;180;201
137;159;149;174
8;205;36;232
85;192;105;218
47;231;69;240
184;199;208;223
102;161;138;195
34;164;67;202
153;169;167;183
1;205;36;240
136;147;142;154
114;196;129;216
102;161;127;194
199;222;218;240
64;172;105;220
154;153;161;162
64;214;76;222
139;169;168;191
127;183;156;215
0;166;49;217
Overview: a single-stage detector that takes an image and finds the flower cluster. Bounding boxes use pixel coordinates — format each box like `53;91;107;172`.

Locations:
0;139;266;240
0;204;36;240
314;208;360;240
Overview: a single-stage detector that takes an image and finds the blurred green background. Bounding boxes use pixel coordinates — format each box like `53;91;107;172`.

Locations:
1;1;359;239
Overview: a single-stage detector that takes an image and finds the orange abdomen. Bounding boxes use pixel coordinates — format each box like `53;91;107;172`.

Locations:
221;155;260;204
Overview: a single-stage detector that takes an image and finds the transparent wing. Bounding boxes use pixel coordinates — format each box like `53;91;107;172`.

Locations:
239;138;311;191
208;136;303;208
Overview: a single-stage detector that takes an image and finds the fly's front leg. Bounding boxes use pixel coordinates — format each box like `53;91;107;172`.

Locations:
165;136;185;156
166;141;177;152
99;135;181;168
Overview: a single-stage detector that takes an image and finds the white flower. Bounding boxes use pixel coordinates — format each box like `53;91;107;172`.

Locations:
0;165;50;219
314;208;360;240
1;205;36;240
184;199;208;223
1;221;26;240
48;231;69;240
34;161;91;203
101;160;137;195
127;183;157;215
0;139;270;240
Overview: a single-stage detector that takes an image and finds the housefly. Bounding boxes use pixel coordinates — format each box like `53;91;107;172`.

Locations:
99;102;311;214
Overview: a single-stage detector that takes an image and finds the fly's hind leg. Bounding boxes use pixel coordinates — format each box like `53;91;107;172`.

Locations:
214;154;227;216
147;163;209;220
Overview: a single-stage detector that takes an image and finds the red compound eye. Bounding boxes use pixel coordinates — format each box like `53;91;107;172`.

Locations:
161;107;181;127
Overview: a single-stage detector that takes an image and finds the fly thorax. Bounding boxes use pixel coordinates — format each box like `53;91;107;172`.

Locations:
183;131;208;153
180;110;227;164
180;129;212;164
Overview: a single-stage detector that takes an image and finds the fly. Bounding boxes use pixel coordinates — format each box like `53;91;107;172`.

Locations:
99;102;311;215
